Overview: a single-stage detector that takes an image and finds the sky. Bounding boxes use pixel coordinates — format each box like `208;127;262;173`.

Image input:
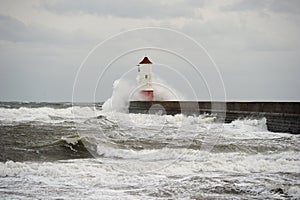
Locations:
0;0;299;102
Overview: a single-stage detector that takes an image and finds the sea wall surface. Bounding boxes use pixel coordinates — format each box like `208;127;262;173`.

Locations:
129;101;300;134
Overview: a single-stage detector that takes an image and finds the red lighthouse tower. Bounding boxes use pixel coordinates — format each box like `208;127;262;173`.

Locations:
137;57;154;101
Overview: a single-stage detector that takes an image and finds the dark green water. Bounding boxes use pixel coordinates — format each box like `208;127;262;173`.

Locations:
0;102;299;199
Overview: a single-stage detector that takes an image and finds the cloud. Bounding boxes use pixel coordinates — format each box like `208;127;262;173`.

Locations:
42;0;205;19
0;0;300;101
222;0;300;14
0;14;92;45
221;0;268;12
0;14;28;42
269;0;300;14
179;12;300;52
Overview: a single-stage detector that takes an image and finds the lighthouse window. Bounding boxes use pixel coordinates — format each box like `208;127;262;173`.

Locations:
138;67;140;72
145;75;148;79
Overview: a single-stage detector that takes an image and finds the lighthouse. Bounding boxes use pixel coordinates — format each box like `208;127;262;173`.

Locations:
137;56;154;101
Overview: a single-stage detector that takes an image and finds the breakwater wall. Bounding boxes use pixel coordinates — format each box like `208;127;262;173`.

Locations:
129;101;300;134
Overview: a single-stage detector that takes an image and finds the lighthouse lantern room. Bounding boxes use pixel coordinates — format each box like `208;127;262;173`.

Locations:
137;57;154;101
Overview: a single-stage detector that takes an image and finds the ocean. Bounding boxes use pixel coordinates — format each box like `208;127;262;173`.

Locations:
0;102;299;199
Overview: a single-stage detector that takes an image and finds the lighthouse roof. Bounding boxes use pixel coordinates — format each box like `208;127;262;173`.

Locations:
139;56;152;64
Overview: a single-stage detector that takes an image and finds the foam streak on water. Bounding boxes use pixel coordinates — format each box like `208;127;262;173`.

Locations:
0;103;299;199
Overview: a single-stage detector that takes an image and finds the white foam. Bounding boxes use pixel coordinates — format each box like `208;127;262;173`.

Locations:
1;150;299;177
1;146;299;199
1;100;298;199
230;118;268;132
102;79;135;113
94;143;300;173
95;112;288;143
151;73;185;101
102;77;184;112
1;150;299;188
0;106;100;124
222;118;291;139
288;186;300;198
103;112;215;128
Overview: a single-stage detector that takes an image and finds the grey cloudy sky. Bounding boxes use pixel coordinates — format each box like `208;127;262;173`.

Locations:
0;0;299;102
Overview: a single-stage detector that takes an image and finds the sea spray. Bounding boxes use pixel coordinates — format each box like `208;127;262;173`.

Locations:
151;73;185;101
102;75;185;112
102;79;135;112
1;102;299;199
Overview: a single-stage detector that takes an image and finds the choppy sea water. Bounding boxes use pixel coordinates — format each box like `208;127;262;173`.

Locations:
0;102;299;199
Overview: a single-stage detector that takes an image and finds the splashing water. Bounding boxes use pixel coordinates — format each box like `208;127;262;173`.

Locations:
102;76;185;112
0;101;299;199
102;79;134;112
